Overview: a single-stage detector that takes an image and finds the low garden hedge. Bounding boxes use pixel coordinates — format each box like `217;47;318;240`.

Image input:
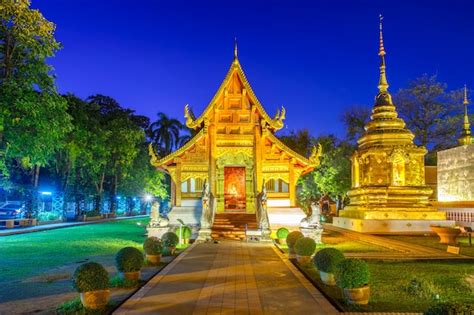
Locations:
276;227;289;239
115;247;144;273
313;248;345;273
424;302;474;315
286;231;304;248
335;258;370;289
72;262;109;293
294;237;316;256
162;232;179;247
143;237;163;255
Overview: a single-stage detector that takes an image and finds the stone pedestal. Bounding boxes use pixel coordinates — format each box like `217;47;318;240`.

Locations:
300;227;323;244
147;226;170;238
196;228;212;242
260;228;273;242
333;217;455;234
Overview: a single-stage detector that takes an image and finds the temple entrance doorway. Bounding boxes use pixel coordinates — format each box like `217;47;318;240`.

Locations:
224;167;246;212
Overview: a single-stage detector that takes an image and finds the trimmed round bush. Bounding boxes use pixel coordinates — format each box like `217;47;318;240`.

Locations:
335;258;370;289
143;237;163;255
286;231;304;248
294;237;316;256
162;232;179;247
425;302;474;315
115;247;144;273
313;248;345;273
72;262;109;293
276;227;289;239
175;226;192;239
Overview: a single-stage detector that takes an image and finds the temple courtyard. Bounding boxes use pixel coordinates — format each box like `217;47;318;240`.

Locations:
2;1;474;314
1;218;473;314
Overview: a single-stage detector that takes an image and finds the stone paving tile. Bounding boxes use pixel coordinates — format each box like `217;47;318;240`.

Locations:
114;241;338;315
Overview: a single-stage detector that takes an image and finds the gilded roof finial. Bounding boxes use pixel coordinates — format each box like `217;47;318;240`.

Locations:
458;84;472;145
234;37;238;60
378;14;389;93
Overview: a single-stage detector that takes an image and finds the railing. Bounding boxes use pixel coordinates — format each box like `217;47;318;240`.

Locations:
445;210;474;223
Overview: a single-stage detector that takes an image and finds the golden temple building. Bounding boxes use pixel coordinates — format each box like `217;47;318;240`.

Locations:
150;44;320;218
333;17;450;233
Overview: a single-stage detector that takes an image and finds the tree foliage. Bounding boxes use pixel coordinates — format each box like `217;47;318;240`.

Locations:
394;74;463;151
340;105;371;144
340;75;465;164
0;0;71;214
148;112;184;156
311;135;352;209
279;129;314;157
280;131;353;212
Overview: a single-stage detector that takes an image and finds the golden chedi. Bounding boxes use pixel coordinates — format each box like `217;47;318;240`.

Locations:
334;17;450;233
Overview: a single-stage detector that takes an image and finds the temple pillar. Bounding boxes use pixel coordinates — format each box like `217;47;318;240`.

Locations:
289;162;296;207
254;115;263;192
175;162;182;207
170;180;176;207
208;121;217;197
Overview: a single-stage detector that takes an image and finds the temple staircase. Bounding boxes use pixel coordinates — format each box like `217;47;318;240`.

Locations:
211;213;258;240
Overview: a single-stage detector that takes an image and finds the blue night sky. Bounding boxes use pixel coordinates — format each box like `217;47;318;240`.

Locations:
33;0;474;138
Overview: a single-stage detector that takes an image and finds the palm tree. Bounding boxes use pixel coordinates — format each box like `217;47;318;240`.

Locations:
149;112;183;156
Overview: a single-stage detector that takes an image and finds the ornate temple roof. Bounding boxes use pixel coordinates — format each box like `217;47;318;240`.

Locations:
149;129;206;168
149;43;322;172
184;43;286;132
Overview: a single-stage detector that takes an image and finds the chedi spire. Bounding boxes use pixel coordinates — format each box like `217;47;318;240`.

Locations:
458;85;472;145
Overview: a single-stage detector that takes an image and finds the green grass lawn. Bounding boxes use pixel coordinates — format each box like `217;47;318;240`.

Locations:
0;218;149;282
299;259;474;312
386;235;474;257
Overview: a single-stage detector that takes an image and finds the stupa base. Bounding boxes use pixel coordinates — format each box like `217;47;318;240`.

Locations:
333;217;455;234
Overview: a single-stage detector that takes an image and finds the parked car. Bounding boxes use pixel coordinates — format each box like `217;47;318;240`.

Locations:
0;202;26;220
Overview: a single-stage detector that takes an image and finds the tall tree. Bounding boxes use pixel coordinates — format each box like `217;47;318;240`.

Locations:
0;0;71;216
312;135;353;210
340;105;371;144
0;112;9;191
149;112;183;156
278;129;314;157
394;74;462;152
86;95;145;213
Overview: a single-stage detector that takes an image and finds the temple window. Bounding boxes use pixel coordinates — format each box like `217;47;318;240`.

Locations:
181;178;204;193
266;179;289;193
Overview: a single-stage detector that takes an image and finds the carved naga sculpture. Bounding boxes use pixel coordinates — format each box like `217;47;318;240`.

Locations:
200;180;215;229
309;143;323;168
256;181;271;233
272;106;286;130
184;104;196;129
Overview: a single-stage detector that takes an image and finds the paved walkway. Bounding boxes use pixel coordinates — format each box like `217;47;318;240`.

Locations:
115;241;338;315
0;215;148;236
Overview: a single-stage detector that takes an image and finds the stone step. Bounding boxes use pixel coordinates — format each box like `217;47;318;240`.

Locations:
211;212;257;240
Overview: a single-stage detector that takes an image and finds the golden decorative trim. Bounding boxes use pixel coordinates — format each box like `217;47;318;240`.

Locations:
149;129;205;167
185;58;285;131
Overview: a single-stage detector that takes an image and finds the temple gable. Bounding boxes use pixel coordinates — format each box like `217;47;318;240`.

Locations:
150;51;321;213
